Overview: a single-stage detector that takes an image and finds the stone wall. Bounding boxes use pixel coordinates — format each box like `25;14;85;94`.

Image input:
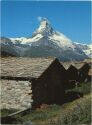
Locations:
1;80;33;110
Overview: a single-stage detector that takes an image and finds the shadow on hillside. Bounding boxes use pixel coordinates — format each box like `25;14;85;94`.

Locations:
64;91;83;103
1;116;21;124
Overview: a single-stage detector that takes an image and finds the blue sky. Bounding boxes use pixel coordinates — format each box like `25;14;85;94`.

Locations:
1;1;91;44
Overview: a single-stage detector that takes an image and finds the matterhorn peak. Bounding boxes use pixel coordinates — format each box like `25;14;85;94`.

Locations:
32;18;54;37
40;18;50;27
2;17;90;61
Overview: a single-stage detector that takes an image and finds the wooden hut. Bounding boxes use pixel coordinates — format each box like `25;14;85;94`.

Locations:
31;58;68;108
78;63;91;82
1;57;68;109
67;65;79;81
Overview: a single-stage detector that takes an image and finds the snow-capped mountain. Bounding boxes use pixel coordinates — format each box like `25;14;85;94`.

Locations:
73;42;92;58
0;37;29;57
0;37;19;56
1;18;91;61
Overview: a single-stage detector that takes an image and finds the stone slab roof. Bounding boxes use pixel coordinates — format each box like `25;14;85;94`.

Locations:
1;57;54;78
62;61;91;70
1;57;91;78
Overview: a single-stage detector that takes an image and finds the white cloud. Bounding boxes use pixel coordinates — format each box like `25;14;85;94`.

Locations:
37;16;42;21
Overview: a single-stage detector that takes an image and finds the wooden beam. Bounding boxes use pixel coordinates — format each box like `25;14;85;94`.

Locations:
1;76;35;81
8;108;31;117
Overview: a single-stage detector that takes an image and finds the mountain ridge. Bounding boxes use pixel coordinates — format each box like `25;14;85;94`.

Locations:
0;18;91;61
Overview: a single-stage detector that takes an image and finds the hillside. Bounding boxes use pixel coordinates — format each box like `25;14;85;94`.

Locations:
1;83;91;125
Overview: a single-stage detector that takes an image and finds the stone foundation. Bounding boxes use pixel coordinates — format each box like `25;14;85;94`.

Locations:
1;80;33;110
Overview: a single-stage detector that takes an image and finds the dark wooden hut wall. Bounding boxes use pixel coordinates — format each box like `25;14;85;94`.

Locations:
67;65;79;81
78;63;91;82
32;58;68;108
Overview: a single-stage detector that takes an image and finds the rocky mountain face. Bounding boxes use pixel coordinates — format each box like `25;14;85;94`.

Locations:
0;18;91;61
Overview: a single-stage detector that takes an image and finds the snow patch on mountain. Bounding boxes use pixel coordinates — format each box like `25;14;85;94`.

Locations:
10;37;27;44
74;42;92;58
11;34;43;45
49;31;75;49
83;44;92;58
